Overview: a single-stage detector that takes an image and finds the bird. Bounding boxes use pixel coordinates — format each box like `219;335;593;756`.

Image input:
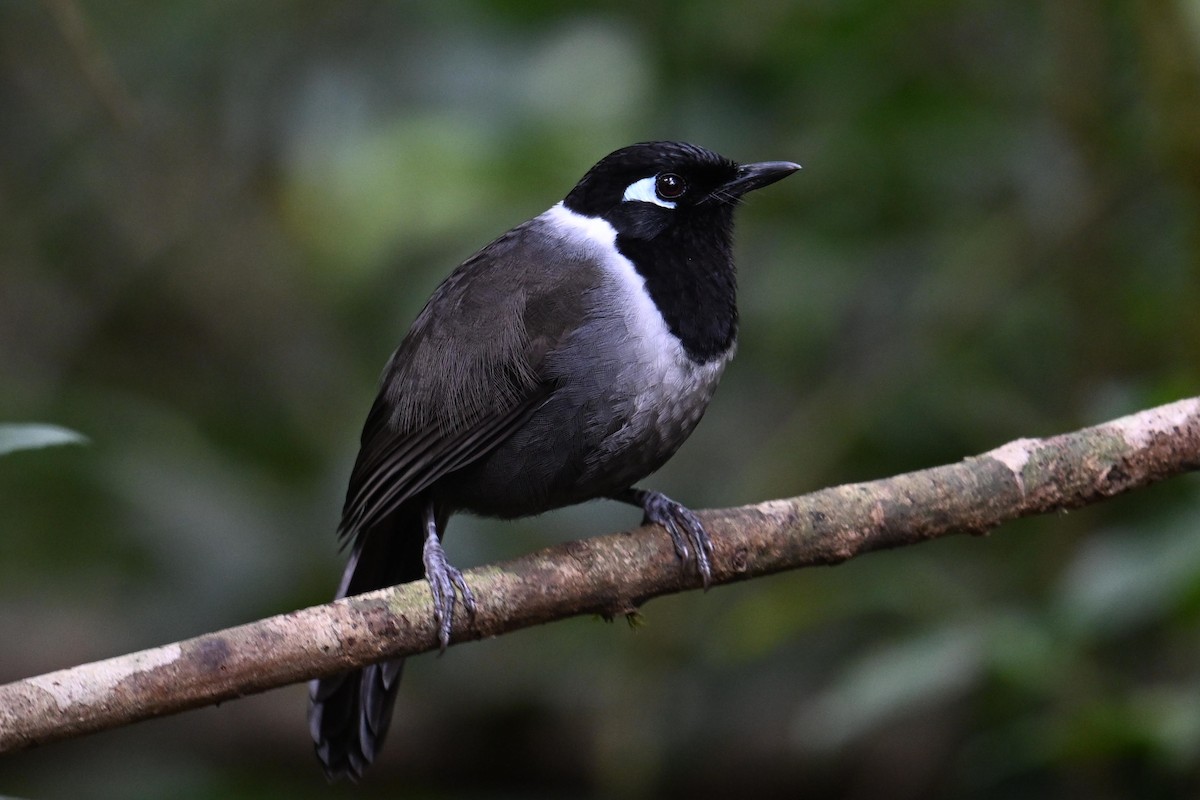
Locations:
308;140;799;780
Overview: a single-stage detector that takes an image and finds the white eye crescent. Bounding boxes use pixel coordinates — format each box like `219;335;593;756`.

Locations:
622;176;676;209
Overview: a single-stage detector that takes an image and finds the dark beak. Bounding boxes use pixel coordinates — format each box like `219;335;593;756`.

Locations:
715;160;802;199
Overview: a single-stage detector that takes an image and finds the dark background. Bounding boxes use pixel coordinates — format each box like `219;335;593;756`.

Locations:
3;1;1200;797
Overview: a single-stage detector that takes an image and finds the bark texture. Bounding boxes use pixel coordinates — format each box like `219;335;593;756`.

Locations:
2;397;1198;753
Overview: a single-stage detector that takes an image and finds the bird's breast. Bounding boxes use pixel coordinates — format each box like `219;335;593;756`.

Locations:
434;204;734;517
578;231;734;477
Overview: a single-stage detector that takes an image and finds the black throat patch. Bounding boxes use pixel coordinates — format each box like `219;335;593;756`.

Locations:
615;213;739;363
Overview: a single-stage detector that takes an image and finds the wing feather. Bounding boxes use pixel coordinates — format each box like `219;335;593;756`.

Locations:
336;211;601;549
337;383;553;550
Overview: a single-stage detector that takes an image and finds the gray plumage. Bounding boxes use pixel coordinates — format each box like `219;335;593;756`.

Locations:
309;141;799;780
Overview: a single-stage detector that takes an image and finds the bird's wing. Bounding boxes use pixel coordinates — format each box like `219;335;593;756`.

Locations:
336;380;553;548
335;214;602;550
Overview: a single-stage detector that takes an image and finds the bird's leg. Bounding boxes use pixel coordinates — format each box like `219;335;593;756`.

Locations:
609;488;714;589
421;500;476;652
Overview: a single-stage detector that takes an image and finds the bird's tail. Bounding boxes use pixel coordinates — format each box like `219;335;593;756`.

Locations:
308;500;426;780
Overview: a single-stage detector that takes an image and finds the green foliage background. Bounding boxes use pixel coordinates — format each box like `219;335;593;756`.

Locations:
2;1;1200;797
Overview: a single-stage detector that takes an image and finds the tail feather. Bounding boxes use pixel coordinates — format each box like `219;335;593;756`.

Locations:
308;501;425;780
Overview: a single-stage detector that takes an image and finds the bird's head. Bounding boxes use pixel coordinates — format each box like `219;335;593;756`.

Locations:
563;141;800;241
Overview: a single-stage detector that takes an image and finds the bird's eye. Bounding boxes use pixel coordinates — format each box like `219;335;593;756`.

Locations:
655;173;686;200
621;175;681;208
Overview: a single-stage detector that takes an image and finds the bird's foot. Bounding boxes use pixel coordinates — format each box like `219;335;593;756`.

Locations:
620;488;714;589
422;532;477;652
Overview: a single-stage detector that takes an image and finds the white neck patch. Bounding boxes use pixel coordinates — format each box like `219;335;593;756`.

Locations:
543;202;620;249
622;176;676;209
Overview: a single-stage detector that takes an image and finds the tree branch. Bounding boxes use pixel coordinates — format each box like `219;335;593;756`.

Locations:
2;397;1199;753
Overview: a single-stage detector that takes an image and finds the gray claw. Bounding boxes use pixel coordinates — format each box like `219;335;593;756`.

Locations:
637;490;714;589
423;530;475;652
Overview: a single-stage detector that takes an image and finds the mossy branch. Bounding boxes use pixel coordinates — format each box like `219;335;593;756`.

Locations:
2;397;1198;753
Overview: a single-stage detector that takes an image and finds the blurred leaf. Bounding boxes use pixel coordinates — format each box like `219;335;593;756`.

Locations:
1056;510;1200;638
791;625;985;750
1130;687;1200;770
0;424;88;457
